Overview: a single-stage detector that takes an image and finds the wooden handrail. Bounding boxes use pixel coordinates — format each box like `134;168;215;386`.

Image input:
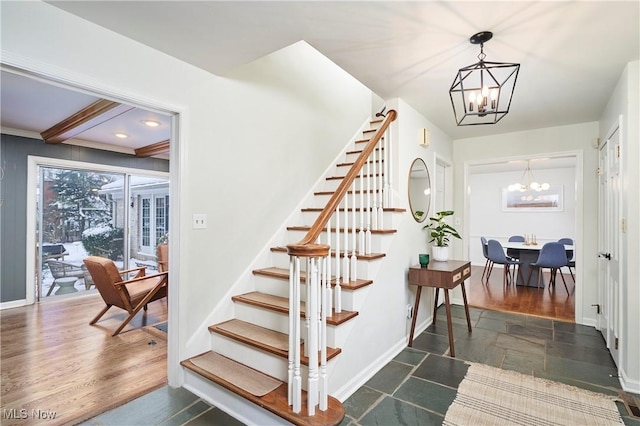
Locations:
287;110;397;257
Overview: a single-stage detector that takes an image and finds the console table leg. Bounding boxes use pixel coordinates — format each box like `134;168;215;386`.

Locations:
444;289;455;357
433;288;439;322
408;286;422;347
461;282;472;332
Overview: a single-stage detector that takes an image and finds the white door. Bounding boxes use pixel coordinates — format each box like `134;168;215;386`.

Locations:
139;194;169;255
598;124;621;366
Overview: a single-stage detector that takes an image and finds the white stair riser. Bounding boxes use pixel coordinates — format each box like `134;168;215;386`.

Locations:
299;210;403;230
254;276;358;312
210;333;288;380
308;194;387;209
209;332;329;388
184;371;291;426
268;254;375;278
233;302;342;348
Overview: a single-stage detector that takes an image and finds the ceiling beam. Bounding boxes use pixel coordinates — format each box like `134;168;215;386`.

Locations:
135;140;170;157
41;99;134;144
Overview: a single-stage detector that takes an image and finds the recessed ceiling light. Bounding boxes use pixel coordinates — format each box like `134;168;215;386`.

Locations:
115;133;128;139
142;120;160;127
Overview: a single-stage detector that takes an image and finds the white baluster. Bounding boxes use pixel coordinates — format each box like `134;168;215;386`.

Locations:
334;206;341;313
303;258;311;358
371;143;378;231
377;138;384;229
384;127;392;208
319;256;328;411
289;256;302;413
307;257;319;415
342;188;350;284
359;166;365;255
350;179;357;281
365;151;372;255
326;215;333;315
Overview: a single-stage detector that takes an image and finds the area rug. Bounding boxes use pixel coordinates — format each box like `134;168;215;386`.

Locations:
443;363;624;425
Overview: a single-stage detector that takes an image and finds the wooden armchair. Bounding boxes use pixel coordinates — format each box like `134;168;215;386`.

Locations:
157;243;168;273
83;256;168;336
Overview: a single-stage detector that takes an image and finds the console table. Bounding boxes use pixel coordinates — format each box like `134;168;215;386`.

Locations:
408;260;472;357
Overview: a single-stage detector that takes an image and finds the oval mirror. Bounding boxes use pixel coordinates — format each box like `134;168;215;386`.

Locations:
408;158;431;223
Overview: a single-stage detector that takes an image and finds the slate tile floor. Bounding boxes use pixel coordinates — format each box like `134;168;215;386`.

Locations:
84;307;640;425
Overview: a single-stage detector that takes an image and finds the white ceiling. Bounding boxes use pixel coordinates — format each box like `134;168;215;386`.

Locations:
1;69;172;153
2;1;638;156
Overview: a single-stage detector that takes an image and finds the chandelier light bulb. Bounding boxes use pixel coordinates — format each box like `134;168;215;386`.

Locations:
530;181;540;190
490;89;498;109
541;183;550;190
468;92;476;111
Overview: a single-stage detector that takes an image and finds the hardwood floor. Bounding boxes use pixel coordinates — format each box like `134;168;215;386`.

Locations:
0;293;168;425
466;264;575;322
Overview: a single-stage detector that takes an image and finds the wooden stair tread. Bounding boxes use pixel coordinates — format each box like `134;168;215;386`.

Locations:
287;225;396;235
232;291;358;325
209;319;341;364
302;206;406;213
253;267;372;290
315;189;381;195
337;160;382;167
270;246;386;260
182;352;344;426
326;173;381;180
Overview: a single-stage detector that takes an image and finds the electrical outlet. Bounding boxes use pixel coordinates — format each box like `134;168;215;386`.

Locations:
192;213;207;229
406;304;413;319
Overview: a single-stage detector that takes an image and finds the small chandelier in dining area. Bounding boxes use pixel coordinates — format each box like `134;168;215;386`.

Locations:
508;160;550;192
449;31;520;126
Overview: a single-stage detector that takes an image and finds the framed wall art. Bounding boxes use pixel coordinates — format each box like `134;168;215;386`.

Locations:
502;185;563;212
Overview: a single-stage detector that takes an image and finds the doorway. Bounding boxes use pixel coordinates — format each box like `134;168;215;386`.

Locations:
465;154;580;321
35;162;169;301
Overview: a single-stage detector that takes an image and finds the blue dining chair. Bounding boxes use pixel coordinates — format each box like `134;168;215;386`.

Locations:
507;235;525;260
558;238;575;281
480;237;492;282
487;239;523;286
527;242;569;291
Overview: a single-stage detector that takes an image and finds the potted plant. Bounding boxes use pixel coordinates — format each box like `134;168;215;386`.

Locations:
422;210;461;261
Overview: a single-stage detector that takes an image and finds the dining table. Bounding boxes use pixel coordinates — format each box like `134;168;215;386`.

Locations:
501;241;574;287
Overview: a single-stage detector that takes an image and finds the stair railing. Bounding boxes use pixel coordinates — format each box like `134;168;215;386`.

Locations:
286;109;397;416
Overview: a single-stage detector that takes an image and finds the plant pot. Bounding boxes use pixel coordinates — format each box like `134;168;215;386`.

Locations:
431;245;449;262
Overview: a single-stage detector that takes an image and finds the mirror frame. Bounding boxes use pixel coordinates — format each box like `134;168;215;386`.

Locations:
408;157;431;223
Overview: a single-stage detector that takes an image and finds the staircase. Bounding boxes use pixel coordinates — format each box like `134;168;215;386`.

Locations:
181;111;403;425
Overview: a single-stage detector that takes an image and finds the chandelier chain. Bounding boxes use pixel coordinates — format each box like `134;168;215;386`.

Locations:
478;44;486;61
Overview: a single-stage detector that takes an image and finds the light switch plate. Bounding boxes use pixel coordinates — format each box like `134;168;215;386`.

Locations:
192;213;207;229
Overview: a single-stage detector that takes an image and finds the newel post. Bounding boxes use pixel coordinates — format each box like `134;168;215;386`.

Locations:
286;243;330;415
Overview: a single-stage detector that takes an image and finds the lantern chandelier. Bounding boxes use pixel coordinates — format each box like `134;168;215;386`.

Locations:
449;31;520;126
508;160;550;192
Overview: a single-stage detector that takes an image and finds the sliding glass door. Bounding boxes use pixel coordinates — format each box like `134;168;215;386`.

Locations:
36;164;169;300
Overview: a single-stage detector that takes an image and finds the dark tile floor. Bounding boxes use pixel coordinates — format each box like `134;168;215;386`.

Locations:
83;307;640;426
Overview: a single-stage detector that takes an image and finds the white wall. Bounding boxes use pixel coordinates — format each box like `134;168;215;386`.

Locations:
600;60;640;393
1;1;373;385
468;167;576;265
